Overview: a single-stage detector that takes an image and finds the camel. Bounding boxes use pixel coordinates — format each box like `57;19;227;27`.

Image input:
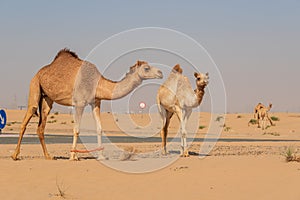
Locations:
157;64;209;156
11;48;163;160
249;103;274;129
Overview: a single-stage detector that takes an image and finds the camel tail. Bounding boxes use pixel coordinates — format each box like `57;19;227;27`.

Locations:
26;74;42;116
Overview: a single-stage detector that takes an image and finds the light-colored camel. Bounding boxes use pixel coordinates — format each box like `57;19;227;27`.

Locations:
11;48;163;160
157;64;209;156
249;103;274;129
256;103;274;129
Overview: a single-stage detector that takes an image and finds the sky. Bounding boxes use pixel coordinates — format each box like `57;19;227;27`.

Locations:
0;1;299;113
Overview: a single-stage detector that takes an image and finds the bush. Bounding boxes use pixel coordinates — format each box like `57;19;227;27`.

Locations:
199;125;206;129
215;116;223;122
248;119;257;125
270;116;280;121
224;126;231;132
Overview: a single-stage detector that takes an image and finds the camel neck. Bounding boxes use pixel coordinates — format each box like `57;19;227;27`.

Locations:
96;73;142;100
195;88;205;105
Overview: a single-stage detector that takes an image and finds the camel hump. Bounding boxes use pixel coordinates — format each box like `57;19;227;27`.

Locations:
172;64;183;74
54;48;80;61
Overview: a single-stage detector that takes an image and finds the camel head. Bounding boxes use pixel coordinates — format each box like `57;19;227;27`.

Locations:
130;60;163;80
194;72;209;88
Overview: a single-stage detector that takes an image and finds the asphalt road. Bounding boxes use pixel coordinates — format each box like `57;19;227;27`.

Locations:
0;133;299;145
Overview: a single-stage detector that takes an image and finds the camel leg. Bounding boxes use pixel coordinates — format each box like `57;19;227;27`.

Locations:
266;115;274;126
175;107;189;157
70;106;84;160
37;96;53;159
91;100;105;160
262;117;266;130
257;114;261;128
160;110;173;155
11;106;38;160
11;75;40;160
181;109;192;157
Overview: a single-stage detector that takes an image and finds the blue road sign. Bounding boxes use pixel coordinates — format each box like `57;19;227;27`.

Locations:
0;109;7;129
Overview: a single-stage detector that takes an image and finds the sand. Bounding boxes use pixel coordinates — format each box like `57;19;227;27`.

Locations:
0;110;300;200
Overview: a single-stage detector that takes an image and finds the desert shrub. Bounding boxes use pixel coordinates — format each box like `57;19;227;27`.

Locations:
237;115;242;118
224;126;231;132
215;116;223;122
284;147;299;162
270;116;280;121
54;111;59;115
199;125;206;129
248;119;257;125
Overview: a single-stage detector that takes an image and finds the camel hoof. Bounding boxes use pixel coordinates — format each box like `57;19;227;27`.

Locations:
69;152;79;161
180;154;190;157
45;155;54;160
180;151;189;157
69;156;79;161
11;155;19;161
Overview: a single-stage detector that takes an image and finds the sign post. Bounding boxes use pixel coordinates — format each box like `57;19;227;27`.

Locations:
0;109;7;133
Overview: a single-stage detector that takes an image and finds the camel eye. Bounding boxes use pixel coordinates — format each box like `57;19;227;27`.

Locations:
144;67;150;72
197;77;201;81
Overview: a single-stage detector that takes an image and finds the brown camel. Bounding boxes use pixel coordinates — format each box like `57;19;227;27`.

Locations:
249;103;274;129
11;48;163;160
157;64;209;156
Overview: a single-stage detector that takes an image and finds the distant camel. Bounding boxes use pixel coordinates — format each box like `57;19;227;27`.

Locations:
249;103;274;129
11;49;163;160
157;64;209;156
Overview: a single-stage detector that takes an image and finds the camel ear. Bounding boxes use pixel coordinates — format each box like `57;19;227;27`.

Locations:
173;64;182;74
136;60;146;66
136;60;141;66
194;72;198;78
206;72;209;78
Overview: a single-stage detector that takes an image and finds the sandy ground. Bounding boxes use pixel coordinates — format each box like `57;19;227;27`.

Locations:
0;110;300;200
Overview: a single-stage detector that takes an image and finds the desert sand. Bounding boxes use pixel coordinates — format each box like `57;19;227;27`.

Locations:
0;109;300;200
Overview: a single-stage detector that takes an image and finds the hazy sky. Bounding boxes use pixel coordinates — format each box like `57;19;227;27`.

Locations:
0;1;299;113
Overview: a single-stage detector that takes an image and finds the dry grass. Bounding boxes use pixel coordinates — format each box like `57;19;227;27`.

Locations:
263;132;280;136
49;177;70;199
285;147;300;162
